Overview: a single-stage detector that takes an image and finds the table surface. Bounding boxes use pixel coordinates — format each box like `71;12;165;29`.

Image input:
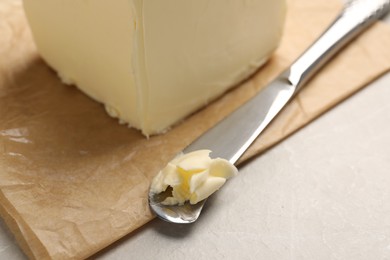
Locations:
1;9;390;260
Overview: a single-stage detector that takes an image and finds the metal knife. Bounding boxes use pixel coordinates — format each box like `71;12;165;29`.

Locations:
150;0;390;223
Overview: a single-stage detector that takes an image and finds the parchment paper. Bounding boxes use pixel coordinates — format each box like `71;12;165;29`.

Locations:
1;0;390;259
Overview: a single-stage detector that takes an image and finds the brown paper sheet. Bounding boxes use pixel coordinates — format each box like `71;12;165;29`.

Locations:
1;0;390;259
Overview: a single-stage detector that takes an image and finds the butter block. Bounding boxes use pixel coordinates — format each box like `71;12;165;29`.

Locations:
23;0;286;136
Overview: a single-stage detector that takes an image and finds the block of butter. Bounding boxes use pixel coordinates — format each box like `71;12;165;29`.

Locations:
23;0;286;136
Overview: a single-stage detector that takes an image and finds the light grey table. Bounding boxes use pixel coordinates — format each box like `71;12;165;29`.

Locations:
1;10;390;260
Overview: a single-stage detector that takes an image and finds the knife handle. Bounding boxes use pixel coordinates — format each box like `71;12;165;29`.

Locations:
287;0;390;92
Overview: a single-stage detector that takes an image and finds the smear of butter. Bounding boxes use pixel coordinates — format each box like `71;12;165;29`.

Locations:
151;150;238;205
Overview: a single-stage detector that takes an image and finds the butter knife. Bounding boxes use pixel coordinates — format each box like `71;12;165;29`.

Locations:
149;0;390;223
